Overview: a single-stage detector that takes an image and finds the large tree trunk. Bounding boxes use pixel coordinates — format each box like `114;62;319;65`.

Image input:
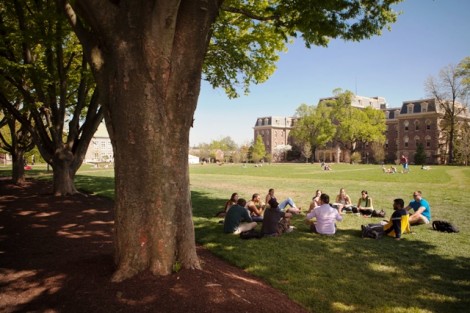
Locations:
11;150;26;185
51;148;78;196
77;1;222;282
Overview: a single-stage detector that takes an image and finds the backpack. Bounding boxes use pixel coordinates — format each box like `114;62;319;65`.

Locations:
361;224;385;239
432;220;459;233
240;229;263;239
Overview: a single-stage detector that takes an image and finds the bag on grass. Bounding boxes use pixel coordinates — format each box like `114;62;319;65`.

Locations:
361;224;385;239
432;220;459;233
240;229;263;239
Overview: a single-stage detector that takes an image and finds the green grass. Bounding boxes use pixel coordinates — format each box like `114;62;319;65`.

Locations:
2;163;470;313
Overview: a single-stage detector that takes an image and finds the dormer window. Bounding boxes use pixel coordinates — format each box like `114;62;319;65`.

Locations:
407;104;413;114
422;102;428;113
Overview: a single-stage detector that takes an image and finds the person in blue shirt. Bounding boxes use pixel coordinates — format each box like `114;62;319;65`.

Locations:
406;191;431;225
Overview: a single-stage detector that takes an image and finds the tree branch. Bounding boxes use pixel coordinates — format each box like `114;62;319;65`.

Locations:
221;4;279;22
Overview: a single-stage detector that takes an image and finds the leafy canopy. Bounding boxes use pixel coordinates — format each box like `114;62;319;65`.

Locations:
205;0;402;97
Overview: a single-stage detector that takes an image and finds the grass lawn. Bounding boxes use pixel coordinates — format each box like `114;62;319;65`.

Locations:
2;163;470;313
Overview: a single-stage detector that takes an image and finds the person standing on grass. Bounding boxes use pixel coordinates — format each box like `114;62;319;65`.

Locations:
401;155;409;173
224;198;257;235
264;188;301;215
306;193;343;235
405;191;431;225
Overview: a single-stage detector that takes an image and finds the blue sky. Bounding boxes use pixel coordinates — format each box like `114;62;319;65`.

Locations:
190;0;470;147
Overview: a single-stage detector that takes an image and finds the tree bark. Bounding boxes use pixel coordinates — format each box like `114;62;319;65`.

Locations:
51;148;78;196
11;150;26;185
69;0;222;281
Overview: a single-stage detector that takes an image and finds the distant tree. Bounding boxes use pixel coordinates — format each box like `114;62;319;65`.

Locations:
0;0;103;194
457;56;470;92
301;142;312;163
273;144;292;162
455;123;470;165
291;103;335;162
252;135;266;163
0;108;34;184
414;143;426;165
265;153;272;164
426;62;468;164
351;152;362;164
370;141;385;164
239;144;250;164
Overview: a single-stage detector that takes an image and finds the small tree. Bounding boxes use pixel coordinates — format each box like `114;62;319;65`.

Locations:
351;152;362;164
414;143;427;165
252;135;266;163
301;142;312;163
426;62;467;164
455;123;470;165
370;141;385;164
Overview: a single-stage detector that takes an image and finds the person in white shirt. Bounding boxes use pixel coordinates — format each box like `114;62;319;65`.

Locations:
306;193;343;235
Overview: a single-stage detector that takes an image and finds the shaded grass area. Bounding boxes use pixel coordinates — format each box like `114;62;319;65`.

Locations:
1;163;469;313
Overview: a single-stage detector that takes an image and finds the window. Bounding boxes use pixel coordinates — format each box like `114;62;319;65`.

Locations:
415;120;419;131
407;104;413;114
422;102;428;113
426;120;431;130
404;136;409;148
425;135;431;148
415;136;420;146
404;120;409;131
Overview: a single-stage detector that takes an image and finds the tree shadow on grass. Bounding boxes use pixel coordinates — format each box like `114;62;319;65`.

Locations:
2;180;306;313
193;202;470;313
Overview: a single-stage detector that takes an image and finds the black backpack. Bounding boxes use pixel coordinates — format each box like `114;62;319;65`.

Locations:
432;220;459;233
361;224;385;239
240;229;263;239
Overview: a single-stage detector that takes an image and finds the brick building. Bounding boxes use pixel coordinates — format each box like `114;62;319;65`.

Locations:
384;98;469;164
254;96;470;164
253;116;296;161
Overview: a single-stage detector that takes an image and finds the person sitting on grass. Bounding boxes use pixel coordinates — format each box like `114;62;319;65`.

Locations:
355;190;374;216
264;188;301;215
223;198;257;235
333;188;353;214
261;199;293;237
246;193;265;222
361;198;409;240
215;192;239;218
307;189;322;213
405;191;432;225
306;193;343;235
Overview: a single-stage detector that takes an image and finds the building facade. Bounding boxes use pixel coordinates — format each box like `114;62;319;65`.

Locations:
384;98;469;165
254;96;469;164
84;123;114;163
253;116;296;161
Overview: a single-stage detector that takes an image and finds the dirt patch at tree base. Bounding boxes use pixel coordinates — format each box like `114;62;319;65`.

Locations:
0;178;309;313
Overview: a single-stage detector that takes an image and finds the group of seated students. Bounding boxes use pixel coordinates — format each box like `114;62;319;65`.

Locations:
310;188;374;216
223;188;301;236
222;187;432;240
